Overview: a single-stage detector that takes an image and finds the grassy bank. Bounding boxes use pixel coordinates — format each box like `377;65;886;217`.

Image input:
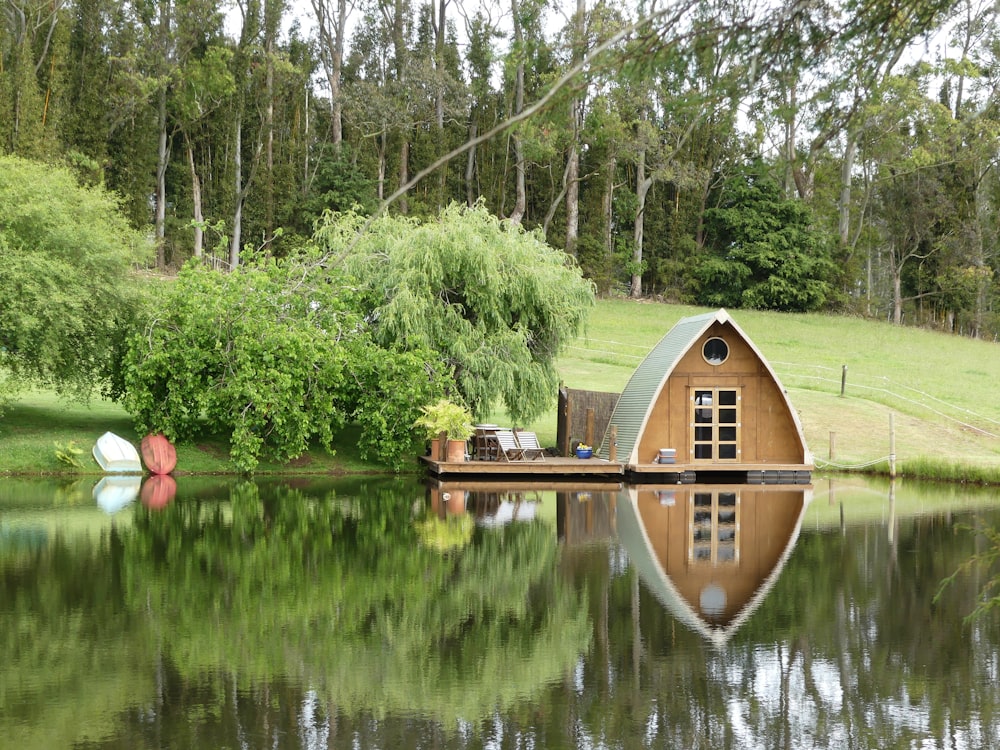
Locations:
2;300;999;480
516;301;1000;484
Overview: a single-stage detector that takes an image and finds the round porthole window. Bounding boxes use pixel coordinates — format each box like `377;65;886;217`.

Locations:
702;337;729;365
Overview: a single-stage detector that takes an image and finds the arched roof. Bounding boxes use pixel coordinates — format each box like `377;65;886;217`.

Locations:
597;309;811;466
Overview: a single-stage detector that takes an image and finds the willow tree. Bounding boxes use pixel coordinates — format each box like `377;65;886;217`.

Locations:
0;156;150;405
318;202;595;423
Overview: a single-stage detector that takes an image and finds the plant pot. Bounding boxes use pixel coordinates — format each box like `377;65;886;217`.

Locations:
446;438;467;462
428;438;442;458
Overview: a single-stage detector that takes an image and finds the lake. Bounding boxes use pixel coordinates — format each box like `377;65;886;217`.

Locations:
2;474;999;749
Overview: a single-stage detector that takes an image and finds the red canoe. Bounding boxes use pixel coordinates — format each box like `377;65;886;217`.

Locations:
140;433;177;475
141;474;177;509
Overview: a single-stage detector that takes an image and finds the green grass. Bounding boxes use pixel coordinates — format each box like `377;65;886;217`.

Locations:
3;300;999;478
507;301;1000;481
0;389;403;476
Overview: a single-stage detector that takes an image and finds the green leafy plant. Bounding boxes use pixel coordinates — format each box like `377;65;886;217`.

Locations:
413;398;475;442
54;440;85;468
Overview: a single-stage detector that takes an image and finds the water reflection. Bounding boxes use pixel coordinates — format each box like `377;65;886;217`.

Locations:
3;474;1000;749
617;485;810;647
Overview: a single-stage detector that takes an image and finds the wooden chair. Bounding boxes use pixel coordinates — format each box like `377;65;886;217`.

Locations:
515;430;545;461
494;429;525;461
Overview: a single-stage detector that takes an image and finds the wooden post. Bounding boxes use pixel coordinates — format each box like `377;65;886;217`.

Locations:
585;407;595;447
889;413;896;479
608;425;618;463
840;365;847;397
437;430;448;461
829;431;836;460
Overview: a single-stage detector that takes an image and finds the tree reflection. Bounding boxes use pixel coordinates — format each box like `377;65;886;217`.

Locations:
118;480;591;725
4;479;1000;748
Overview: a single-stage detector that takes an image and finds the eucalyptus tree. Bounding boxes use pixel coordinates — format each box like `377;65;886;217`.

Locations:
458;4;504;207
63;0;114;177
861;71;957;325
310;0;355;149
0;0;65;159
408;0;468;212
503;0;553;224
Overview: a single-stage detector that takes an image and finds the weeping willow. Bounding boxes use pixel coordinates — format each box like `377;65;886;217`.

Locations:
317;202;596;423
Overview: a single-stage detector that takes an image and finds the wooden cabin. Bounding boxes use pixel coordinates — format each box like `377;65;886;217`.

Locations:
598;309;813;483
616;484;811;647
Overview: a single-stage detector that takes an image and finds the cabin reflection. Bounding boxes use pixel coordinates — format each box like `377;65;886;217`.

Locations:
425;479;810;646
617;484;811;646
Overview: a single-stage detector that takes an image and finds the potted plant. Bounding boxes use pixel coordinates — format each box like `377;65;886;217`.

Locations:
414;398;475;461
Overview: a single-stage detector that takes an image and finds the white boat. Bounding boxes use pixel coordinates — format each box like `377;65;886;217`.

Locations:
92;431;143;473
93;475;142;514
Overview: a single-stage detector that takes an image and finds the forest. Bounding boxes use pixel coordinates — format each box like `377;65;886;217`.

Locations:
2;0;998;337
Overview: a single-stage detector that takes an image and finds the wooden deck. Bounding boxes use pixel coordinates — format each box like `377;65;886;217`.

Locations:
420;454;624;479
420;455;812;484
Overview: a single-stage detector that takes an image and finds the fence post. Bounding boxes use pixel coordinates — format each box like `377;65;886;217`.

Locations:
889;413;896;479
840;365;848;397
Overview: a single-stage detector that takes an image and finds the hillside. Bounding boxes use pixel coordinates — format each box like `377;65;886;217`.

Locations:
547;301;1000;475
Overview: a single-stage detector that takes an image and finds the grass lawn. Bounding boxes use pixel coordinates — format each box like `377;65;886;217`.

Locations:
510;300;1000;482
0;389;401;476
2;299;999;479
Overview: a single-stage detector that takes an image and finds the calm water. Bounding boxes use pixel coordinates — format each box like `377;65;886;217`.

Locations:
2;474;1000;749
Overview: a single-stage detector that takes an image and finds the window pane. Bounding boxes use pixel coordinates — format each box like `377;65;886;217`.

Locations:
719;426;736;441
695;444;713;459
695;409;713;423
718;493;737;506
719;408;737;424
719;444;737;459
696;426;713;441
695;391;713;405
719;390;737;405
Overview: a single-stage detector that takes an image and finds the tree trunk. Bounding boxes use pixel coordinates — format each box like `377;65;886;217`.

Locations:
632;149;652;299
892;248;903;325
838;137;856;249
465;121;477;206
230;114;243;269
156;86;168;269
508;0;526;224
603;155;616;260
186;140;204;258
564;0;585;256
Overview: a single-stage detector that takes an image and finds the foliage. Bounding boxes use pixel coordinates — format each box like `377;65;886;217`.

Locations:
318;202;595;423
121;254;449;471
414;513;475;552
110;480;591;723
694;158;835;312
413;398;475;441
53;441;85;468
935;521;1000;623
0;156;151;402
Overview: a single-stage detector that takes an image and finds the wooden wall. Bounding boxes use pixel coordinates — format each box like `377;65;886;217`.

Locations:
636;321;805;465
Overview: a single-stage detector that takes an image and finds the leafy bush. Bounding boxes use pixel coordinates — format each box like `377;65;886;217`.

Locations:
123;254;448;471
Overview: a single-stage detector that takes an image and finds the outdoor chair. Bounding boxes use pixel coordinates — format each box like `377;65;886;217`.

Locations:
494;429;525;461
514;430;545;461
